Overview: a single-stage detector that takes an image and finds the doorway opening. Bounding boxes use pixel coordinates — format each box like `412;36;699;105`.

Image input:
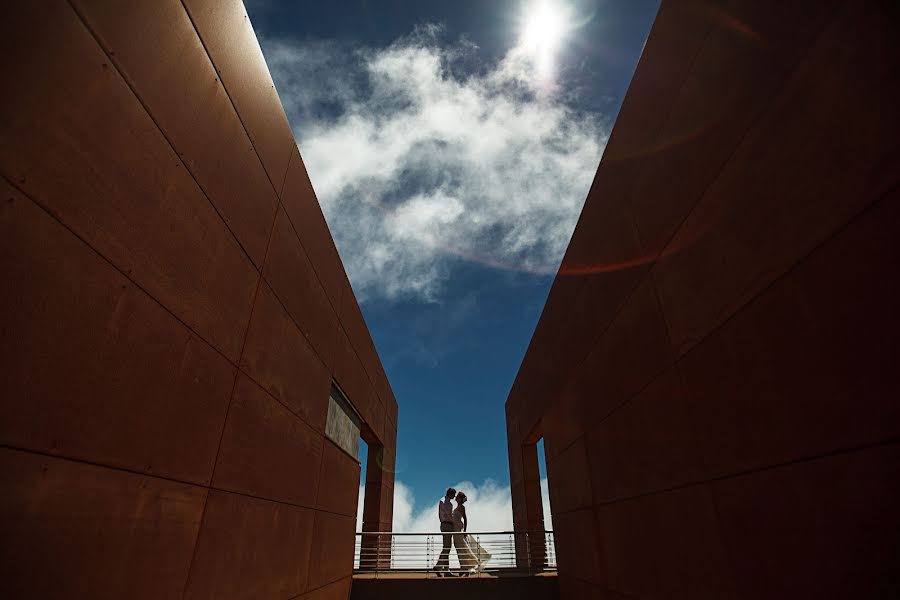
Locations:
356;437;368;531
536;438;552;532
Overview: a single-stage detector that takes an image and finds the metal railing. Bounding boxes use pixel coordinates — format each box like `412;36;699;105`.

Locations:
354;531;556;574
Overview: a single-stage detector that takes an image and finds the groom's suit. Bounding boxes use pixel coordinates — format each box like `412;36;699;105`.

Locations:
435;497;455;569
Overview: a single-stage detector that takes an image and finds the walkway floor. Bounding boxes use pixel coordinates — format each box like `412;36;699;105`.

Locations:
353;570;558;579
351;571;559;600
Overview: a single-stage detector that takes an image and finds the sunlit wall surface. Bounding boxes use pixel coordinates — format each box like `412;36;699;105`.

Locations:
1;2;397;599
507;0;900;598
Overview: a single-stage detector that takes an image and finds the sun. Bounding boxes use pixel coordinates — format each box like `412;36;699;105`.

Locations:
521;1;568;53
518;0;573;77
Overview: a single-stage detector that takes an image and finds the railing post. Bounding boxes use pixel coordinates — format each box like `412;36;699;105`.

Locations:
352;530;555;573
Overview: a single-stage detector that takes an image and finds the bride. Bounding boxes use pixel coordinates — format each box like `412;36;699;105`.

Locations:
451;492;490;574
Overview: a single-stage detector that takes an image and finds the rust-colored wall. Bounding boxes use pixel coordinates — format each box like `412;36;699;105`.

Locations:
1;2;397;599
507;1;900;598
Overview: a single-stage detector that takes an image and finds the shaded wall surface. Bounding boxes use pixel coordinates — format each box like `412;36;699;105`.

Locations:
507;0;900;598
1;2;397;599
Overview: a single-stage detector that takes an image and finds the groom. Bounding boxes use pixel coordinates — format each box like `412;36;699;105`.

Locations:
432;487;457;576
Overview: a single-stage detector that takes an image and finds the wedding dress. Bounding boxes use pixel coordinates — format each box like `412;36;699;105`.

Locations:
452;506;492;572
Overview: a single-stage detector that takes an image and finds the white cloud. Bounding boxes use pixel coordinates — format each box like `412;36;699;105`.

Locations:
355;478;553;533
355;479;553;568
263;25;608;302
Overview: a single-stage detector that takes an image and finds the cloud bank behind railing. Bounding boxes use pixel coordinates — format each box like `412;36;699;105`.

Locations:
356;478;553;533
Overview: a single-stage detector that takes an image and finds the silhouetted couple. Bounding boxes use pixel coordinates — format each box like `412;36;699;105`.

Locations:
432;487;490;576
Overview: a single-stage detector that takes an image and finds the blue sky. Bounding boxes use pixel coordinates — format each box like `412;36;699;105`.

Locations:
245;0;659;530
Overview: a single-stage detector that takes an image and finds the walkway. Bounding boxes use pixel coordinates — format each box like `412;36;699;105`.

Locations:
351;571;559;600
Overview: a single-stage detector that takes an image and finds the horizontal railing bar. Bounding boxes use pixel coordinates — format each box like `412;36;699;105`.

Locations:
355;530;554;536
352;530;557;573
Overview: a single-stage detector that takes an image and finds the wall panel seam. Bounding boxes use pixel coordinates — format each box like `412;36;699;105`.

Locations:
233;362;326;437
615;4;717;254
336;321;384;416
218;361;326;443
259;277;334;369
509;0;845;417
643;0;851;359
180;159;284;600
703;481;743;600
546;354;673;461
311;436;328;520
535;0;712;304
286;575;351;600
1;173;242;368
178;0;291;201
276;154;393;415
564;435;900;512
548;430;900;514
0;443;365;519
306;573;355;597
674;176;899;367
278;138;294;198
66;0;265;272
277;149;345;319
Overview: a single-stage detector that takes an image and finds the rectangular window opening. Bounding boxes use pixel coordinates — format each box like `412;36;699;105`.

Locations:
325;384;362;460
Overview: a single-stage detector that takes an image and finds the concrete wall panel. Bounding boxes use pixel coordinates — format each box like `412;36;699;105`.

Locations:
0;449;205;600
317;441;363;517
339;280;384;389
1;182;233;485
506;415;524;484
0;1;259;362
334;326;374;419
585;368;702;504
212;373;324;507
382;377;400;431
362;471;395;528
565;277;672;437
363;394;387;446
241;283;331;432
712;443;900;600
507;1;899;597
308;511;356;590
680;189;900;479
72;0;280;268
182;0;295;190
3;3;397;598
599;0;711;164
653;0;890;356
384;415;398;452
184;491;315;600
553;508;604;587
280;146;346;309
303;577;352;600
265;207;339;367
629;0;841;256
601;486;737;599
545;438;592;515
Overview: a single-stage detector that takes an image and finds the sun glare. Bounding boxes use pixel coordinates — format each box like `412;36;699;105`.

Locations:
519;0;572;76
